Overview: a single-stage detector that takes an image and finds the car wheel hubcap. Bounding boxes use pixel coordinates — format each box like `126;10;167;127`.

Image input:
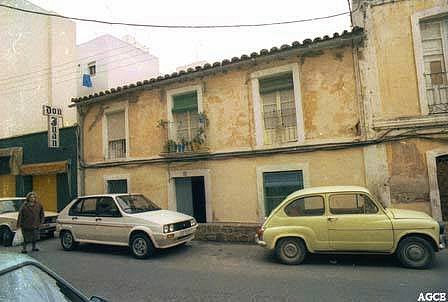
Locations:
406;244;425;262
133;238;147;256
283;242;299;258
63;234;73;247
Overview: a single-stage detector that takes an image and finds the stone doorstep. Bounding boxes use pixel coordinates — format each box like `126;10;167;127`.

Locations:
194;223;259;243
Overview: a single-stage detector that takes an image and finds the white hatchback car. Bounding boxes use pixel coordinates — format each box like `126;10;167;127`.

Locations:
56;194;197;259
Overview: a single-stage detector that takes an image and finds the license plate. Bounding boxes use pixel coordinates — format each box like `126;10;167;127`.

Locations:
180;229;192;236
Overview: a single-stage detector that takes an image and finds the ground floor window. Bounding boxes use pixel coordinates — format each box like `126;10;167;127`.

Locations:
107;179;128;194
263;170;303;215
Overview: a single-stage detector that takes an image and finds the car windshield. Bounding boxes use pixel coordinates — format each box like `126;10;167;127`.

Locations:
0;264;86;302
116;194;161;214
0;199;24;214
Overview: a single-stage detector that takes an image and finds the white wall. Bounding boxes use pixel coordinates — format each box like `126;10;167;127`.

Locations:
77;34;159;97
0;0;77;139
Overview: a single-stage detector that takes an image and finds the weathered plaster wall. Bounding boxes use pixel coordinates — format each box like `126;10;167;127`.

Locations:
359;0;445;120
83;147;366;223
300;49;360;140
82;46;359;161
386;139;447;215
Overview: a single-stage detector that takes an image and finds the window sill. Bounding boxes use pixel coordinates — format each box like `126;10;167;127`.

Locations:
373;113;448;130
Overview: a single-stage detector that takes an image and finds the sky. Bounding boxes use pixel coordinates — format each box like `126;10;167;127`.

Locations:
28;0;351;74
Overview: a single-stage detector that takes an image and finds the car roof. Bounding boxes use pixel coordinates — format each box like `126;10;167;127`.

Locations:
76;193;143;199
0;253;39;272
0;197;25;201
287;186;371;199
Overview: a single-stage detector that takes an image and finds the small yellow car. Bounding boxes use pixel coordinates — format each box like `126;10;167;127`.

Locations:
256;186;446;269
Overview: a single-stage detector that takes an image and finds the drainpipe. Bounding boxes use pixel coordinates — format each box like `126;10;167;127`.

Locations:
76;106;85;196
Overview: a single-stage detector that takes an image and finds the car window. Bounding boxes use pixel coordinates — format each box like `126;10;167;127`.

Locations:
96;197;120;217
329;193;378;215
284;195;325;217
116;195;161;214
0;199;24;214
68;200;83;216
0;264;85;302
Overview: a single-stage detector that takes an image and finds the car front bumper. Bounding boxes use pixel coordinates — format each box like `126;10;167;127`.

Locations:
440;233;446;250
255;234;266;247
153;226;197;249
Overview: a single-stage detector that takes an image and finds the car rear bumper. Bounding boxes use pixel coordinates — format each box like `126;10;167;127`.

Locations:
39;223;56;235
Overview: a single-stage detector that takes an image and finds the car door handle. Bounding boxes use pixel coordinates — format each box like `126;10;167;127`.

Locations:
72;217;78;220
95;218;102;221
327;217;338;222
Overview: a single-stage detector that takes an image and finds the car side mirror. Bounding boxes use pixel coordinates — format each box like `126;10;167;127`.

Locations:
90;296;109;302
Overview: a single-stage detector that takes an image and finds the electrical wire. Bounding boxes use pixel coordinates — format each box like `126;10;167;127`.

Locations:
0;3;352;29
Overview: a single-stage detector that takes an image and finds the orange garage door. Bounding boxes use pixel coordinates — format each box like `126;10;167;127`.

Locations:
0;175;15;197
32;174;57;211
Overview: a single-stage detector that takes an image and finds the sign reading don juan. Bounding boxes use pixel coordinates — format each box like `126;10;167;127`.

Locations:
42;105;62;148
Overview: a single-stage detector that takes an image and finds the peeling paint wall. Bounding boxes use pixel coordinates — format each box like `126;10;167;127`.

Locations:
386;139;448;215
82;46;359;162
83;147;366;222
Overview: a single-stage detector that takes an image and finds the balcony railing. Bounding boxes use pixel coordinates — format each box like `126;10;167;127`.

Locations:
160;121;208;155
425;72;448;114
108;139;126;159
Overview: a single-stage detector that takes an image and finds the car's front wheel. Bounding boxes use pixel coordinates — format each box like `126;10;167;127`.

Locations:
60;231;78;251
0;227;13;247
397;236;434;269
130;233;155;259
276;237;307;265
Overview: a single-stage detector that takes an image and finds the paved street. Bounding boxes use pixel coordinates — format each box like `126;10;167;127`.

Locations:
1;238;446;302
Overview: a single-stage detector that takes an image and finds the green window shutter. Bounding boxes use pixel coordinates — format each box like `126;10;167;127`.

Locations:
172;91;198;113
0;157;10;175
259;73;294;94
263;170;303;215
107;179;128;194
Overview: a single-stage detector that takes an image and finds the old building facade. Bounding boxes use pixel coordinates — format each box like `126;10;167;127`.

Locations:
353;0;448;221
73;0;448;238
73;28;368;229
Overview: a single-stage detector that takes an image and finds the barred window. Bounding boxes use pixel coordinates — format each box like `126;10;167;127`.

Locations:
259;73;297;145
107;111;126;159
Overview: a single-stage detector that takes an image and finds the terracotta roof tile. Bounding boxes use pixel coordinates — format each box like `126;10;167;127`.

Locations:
72;27;363;104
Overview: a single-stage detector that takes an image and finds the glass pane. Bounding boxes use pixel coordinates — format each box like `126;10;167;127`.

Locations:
80;198;97;216
0;265;85;302
285;196;324;217
97;197;120;217
330;194;364;215
280;89;297;127
107;111;125;141
174;111;190;141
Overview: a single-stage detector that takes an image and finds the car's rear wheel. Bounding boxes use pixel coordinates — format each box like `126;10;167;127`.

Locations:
0;227;13;247
397;236;434;269
60;231;78;251
130;233;154;259
276;237;307;265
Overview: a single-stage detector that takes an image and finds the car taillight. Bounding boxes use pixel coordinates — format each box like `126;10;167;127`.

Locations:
256;226;264;240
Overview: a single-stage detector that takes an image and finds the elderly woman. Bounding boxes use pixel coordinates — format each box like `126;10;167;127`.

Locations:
17;192;45;253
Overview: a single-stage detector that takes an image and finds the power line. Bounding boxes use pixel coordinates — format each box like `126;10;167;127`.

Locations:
0;44;154;83
0;3;351;29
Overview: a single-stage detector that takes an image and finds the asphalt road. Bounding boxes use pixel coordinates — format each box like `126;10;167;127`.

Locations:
1;238;446;302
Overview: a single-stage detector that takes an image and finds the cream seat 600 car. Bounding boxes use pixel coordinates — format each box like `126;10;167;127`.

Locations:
56;194;197;259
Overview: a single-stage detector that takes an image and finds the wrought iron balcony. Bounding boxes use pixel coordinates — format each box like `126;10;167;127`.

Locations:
425;72;448;114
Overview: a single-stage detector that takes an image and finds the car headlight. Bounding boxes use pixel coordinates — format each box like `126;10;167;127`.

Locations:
190;219;197;227
163;224;175;233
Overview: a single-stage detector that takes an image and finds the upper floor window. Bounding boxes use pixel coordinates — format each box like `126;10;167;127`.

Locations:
420;17;448;114
172;91;199;143
259;73;298;145
251;64;304;147
106;111;126;159
88;61;96;76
